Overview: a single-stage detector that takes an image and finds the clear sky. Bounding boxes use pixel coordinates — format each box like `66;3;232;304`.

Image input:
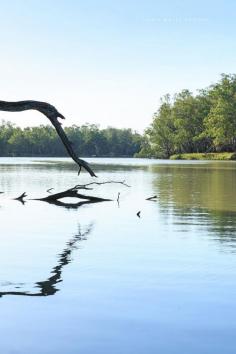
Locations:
0;0;236;132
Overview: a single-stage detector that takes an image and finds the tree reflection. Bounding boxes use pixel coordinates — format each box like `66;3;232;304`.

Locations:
150;163;236;248
0;223;93;297
151;163;236;211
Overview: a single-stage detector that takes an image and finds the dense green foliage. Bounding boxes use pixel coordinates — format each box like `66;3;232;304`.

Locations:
137;74;236;158
0;122;143;157
2;74;236;159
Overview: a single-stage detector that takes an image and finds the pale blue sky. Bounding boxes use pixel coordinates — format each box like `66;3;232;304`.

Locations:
0;0;236;131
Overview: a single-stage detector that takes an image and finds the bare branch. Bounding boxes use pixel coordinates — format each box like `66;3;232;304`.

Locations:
74;180;131;190
0;100;96;177
146;195;157;201
34;185;112;204
12;180;129;207
46;188;54;194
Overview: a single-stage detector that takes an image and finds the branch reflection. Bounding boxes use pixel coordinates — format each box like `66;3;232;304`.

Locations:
0;223;93;297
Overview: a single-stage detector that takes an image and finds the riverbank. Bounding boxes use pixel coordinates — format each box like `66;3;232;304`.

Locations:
170;152;236;160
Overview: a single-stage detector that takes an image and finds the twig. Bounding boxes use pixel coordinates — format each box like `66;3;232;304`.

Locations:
47;188;54;194
146;195;157;201
117;192;120;207
74;180;131;190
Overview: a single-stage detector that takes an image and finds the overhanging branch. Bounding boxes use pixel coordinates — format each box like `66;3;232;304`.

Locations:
0;100;96;177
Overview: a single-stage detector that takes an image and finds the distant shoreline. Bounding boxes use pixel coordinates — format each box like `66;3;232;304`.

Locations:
170;152;236;161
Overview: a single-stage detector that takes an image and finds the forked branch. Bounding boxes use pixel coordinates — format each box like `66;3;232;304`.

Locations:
34;180;130;207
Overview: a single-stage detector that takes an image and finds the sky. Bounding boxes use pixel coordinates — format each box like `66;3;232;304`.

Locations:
0;0;236;132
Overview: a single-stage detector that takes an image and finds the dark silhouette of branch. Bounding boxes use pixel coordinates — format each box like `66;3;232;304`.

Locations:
146;195;157;200
11;181;129;206
74;180;131;189
32;181;130;205
14;192;27;204
46;188;54;194
0;224;93;297
0;100;96;177
35;185;112;203
43;199;102;209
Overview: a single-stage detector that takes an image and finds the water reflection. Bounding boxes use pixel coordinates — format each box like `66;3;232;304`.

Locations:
0;223;93;297
0;157;151;175
151;163;236;250
151;162;236;212
1;158;236;353
40;199;106;209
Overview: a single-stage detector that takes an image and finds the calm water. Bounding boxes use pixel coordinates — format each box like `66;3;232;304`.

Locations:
0;157;236;354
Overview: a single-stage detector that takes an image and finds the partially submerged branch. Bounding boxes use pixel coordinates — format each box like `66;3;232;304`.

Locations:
9;180;130;208
33;180;130;206
36;186;112;203
14;192;27;205
146;195;157;201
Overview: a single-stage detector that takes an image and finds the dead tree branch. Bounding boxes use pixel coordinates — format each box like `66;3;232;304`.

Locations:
14;192;27;204
0;100;96;177
34;185;112;205
11;180;129;207
146;195;157;201
74;180;131;190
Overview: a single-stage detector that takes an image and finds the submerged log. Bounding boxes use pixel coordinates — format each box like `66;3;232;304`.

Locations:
33;181;130;207
36;187;112;203
10;181;129;208
33;183;118;208
0;100;96;177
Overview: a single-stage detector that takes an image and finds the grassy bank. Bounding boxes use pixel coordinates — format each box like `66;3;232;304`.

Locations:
170;152;236;160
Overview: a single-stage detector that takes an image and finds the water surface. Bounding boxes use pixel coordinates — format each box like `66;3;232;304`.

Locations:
0;158;236;354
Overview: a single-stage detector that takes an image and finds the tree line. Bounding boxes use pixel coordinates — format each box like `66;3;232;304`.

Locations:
137;74;236;158
1;74;235;159
0;122;143;157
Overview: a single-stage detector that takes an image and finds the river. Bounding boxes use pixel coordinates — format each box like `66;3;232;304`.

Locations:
0;157;235;353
